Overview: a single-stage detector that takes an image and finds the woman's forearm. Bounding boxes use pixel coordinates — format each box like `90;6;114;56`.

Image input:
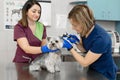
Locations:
70;48;88;67
23;46;42;54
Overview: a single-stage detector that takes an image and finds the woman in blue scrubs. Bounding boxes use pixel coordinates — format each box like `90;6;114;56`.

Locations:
62;5;118;80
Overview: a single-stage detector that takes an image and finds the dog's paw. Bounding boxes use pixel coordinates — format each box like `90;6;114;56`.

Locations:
29;64;40;71
47;67;55;73
49;69;55;73
55;67;60;72
55;65;60;72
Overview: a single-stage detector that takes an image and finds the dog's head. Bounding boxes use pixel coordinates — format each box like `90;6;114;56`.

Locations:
47;36;63;50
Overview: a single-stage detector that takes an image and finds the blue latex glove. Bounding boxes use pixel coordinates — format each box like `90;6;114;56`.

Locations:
67;34;80;44
41;45;59;53
62;38;73;51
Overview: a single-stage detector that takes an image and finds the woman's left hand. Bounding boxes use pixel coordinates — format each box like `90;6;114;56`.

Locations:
62;38;73;51
67;34;80;44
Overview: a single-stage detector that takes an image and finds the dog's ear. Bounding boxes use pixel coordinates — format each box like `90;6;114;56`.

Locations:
47;37;51;41
58;36;63;39
62;32;68;37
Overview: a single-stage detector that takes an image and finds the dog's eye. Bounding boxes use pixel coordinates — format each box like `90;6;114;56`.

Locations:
55;40;58;43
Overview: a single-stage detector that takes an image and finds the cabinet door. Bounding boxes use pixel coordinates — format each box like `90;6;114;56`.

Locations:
87;0;120;21
87;0;107;20
107;0;120;21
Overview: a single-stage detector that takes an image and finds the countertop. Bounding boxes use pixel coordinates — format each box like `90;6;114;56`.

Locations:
4;62;108;80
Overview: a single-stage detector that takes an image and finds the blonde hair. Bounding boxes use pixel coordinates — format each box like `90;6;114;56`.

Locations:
68;5;95;37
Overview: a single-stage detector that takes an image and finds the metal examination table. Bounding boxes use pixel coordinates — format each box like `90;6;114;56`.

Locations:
5;62;108;80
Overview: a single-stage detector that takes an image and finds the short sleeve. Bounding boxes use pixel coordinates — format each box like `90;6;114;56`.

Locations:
90;36;110;54
14;25;26;41
42;25;47;39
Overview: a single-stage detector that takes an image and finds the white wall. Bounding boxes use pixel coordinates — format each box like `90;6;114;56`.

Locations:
47;0;76;36
0;0;16;80
96;21;115;31
0;0;116;64
0;0;16;65
49;0;115;37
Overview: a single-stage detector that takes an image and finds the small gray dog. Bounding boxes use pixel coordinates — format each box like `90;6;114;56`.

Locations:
29;37;63;73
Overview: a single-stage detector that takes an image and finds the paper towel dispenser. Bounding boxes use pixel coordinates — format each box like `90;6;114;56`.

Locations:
107;31;120;53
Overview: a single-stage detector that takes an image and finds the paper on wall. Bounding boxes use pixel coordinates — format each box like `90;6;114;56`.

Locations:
4;0;27;30
56;14;67;29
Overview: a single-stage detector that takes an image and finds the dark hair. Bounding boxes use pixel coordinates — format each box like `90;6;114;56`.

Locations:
19;0;41;27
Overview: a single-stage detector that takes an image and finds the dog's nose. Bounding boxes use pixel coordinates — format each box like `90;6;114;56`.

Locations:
52;43;55;46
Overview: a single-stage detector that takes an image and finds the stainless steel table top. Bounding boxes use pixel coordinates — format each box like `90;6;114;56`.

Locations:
5;62;108;80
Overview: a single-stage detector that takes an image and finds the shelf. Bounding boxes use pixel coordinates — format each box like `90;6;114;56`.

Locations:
37;0;51;3
70;1;87;5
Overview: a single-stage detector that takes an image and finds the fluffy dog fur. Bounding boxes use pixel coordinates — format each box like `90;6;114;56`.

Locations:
29;37;63;73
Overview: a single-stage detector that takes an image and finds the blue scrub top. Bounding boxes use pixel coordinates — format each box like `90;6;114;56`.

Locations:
82;24;118;80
